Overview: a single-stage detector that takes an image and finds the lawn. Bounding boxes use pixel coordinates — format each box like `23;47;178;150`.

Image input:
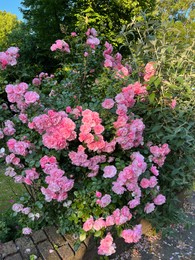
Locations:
0;165;25;212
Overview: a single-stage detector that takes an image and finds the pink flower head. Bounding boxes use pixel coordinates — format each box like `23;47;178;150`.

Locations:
96;194;111;208
144;62;156;81
93;217;106;231
140;178;150;189
19;113;28;123
66;106;72;113
24;91;40;104
103;165;117;178
102;98;115;109
50;40;70;53
170;99;177;109
32;77;41;86
150;165;159;176
96;191;102;198
121;224;142;243
148;176;158;188
154;194;166;205
144;203;155;214
128;198;140;209
22;207;31;215
98;233;116;256
22;227;32;235
105;215;115;227
71;32;77;37
83;216;94;232
12;203;24;212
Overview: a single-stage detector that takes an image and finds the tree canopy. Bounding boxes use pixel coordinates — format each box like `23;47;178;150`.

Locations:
20;0;156;45
0;11;20;48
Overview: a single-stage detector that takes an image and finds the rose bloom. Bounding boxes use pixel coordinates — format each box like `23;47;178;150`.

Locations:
140;178;150;188
12;203;24;212
144;203;155;214
32;77;41;86
22;227;32;235
96;194;111;208
150;165;159;176
22;207;31;215
71;32;77;37
96;191;102;198
154;194;166;205
24;91;40;104
101;98;115;109
93;217;106;231
83;217;94;232
103;165;117;178
98;232;116;256
121;224;142;243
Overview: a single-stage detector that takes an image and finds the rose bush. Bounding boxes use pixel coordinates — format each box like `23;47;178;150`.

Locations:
0;28;194;255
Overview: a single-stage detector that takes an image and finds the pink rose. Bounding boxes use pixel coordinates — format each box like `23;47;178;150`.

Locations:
93;218;106;231
98;233;116;256
103;165;117;178
22;227;32;235
12;203;24;212
96;194;111;208
101;98;115;109
150;165;159;176
144;203;155;214
24;91;40;104
83;217;94;232
96;191;102;198
71;32;77;37
154;194;166;205
140;178;150;188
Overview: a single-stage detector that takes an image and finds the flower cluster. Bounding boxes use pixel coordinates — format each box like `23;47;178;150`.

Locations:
32;72;54;86
144;62;156;81
103;41;131;78
98;233;116;256
7;138;31;157
2;120;16;136
69;146;107;177
112;152;146;196
23;168;39;185
121;224;142;243
50;39;70;52
40;155;74;202
5;82;39;113
150;143;170;167
0;47;19;70
12;203;31;215
83;206;132;232
79;109;105;151
86;28;100;49
29;110;76;150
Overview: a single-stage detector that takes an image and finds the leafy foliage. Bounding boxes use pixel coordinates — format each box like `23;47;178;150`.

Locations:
0;11;20;48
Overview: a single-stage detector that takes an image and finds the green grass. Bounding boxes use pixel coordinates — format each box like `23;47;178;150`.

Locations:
0;165;25;212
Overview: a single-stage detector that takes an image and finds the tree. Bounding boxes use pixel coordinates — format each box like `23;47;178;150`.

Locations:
19;0;156;71
0;11;20;49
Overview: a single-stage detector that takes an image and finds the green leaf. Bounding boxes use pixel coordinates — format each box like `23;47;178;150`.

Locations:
79;232;86;241
149;92;155;104
94;230;102;237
